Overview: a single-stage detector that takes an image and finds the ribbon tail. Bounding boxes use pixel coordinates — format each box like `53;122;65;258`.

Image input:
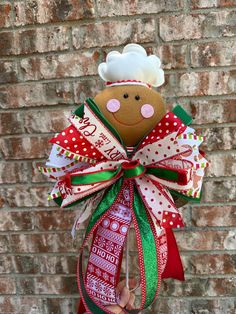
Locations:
161;228;185;281
76;178;130;313
132;185;161;309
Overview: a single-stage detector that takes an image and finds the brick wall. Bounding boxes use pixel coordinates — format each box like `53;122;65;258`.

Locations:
0;0;235;313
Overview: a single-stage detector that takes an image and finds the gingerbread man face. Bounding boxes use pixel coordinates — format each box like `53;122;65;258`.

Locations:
94;43;165;146
94;85;166;146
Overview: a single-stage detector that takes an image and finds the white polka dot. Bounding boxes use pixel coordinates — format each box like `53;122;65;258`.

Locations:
56;141;60;144
166;122;169;126
159;130;162;133
177;224;180;228
92;152;96;155
181;123;185;126
72;137;76;141
74;145;78;148
69;129;73;133
83;148;87;151
158;122;161;126
173;122;177;126
163;219;166;223
165;212;168;215
62;132;66;136
170;221;173;225
64;140;68;143
66;146;70;149
166;130;169;133
80;136;83;139
174;115;177;119
151;136;154;139
91;145;94;149
76;150;79;153
166;114;169;118
82;142;85;145
172;214;176;218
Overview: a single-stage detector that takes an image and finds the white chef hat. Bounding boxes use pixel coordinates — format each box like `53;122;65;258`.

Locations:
98;44;164;89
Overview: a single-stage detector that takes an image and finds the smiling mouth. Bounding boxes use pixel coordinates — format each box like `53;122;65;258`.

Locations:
112;114;144;126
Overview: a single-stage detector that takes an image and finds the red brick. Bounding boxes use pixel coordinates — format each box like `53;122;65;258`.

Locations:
4;186;50;207
9;233;76;253
73;78;104;104
191;205;236;226
199;127;236;151
19;51;100;81
14;0;95;26
0;256;13;274
0;235;10;253
38;255;77;274
159;11;236;41
185;100;236;124
0;297;77;314
0;136;51;160
96;0;184;16
0;60;18;84
34;210;75;231
191;40;236;67
0;255;39;274
206;153;236;177
0;278;16;294
191;0;236;8
202;180;236;203
17;275;77;294
24;109;70;133
175;71;235;96
0;81;73;109
72;19;155;49
0;162;28;183
0;3;12;28
147;44;189;69
31;161;53;183
0;27;70;56
0;31;14;56
19;26;70;55
159;14;204;41
161;278;236;297
0;112;23;135
191;298;236;314
185;253;236;275
0;211;33;231
175;230;236;251
152;298;189;314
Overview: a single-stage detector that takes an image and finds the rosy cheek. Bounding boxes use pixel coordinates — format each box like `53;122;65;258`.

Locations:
141;104;154;118
106;99;120;113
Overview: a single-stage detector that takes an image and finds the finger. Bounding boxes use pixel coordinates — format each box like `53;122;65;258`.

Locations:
118;286;130;308
116;278;138;293
106;304;123;314
126;292;135;310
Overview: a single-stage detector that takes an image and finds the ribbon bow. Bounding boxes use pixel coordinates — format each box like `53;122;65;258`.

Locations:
39;99;208;313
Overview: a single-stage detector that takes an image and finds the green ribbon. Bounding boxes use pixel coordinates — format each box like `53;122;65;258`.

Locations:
147;167;179;182
133;186;159;308
71;166;121;186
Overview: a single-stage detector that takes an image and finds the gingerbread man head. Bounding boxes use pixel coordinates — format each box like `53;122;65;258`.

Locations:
94;44;166;146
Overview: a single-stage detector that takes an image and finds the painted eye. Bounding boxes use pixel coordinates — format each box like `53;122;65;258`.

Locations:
123;93;129;99
135;95;140;100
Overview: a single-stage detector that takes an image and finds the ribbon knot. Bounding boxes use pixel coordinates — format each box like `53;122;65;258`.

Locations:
122;160;146;179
